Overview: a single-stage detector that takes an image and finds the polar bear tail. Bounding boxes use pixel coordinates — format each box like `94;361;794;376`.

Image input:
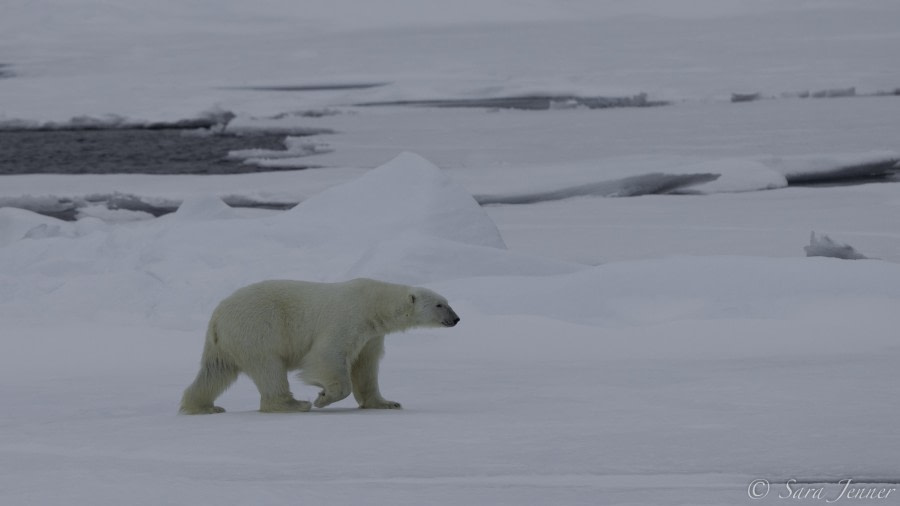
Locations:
179;323;240;415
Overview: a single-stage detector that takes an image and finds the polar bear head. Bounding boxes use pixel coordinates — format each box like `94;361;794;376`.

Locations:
409;287;460;328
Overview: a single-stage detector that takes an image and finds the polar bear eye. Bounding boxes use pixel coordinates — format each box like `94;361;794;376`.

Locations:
436;304;443;308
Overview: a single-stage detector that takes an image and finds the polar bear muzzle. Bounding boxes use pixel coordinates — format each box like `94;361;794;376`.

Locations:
440;305;460;327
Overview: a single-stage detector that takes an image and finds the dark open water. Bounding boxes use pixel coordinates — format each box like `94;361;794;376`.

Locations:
0;129;305;175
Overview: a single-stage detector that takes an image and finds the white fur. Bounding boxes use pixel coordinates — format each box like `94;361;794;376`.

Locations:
180;278;459;414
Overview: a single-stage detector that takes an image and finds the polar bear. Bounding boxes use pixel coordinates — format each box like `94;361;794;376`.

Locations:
180;278;460;414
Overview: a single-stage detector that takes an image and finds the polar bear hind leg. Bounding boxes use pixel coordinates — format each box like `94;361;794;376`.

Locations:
244;356;311;412
180;353;240;414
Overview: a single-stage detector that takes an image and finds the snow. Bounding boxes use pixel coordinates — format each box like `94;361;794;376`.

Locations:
3;152;900;505
277;152;506;250
228;136;334;169
173;195;240;221
0;207;68;247
486;182;900;266
3;1;900;123
3;1;900;504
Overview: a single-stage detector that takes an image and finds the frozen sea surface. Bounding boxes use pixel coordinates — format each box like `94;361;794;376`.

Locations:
2;97;897;219
2;154;900;506
3;2;900;505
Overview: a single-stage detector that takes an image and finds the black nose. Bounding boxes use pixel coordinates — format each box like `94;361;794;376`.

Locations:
453;316;460;324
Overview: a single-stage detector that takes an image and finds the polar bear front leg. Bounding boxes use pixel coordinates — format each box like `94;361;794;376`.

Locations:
313;373;352;409
300;349;353;409
351;336;402;409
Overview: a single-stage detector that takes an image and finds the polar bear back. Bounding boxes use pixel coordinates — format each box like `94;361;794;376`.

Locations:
209;279;414;366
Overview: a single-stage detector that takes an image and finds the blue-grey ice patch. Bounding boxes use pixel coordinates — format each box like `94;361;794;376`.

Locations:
474;173;719;205
804;232;869;260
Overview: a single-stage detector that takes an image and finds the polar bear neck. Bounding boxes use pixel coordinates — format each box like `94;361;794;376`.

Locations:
345;280;415;336
365;299;415;336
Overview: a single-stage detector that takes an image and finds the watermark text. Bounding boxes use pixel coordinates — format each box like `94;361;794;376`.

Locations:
748;479;896;502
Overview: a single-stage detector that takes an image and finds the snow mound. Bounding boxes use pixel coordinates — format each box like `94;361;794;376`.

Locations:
279;152;507;249
173;195;238;221
804;231;870;260
0;207;71;246
347;234;581;284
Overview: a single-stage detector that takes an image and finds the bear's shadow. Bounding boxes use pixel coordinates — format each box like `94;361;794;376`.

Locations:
231;407;406;415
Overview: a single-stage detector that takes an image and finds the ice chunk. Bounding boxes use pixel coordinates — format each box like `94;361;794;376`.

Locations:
278;152;507;249
762;151;899;185
227;136;332;167
665;159;786;194
476;173;719;204
804;232;869;260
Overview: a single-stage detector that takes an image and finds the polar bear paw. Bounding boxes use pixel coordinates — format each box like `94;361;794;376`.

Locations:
360;399;402;409
313;379;353;408
260;397;312;413
180;404;226;415
314;391;335;409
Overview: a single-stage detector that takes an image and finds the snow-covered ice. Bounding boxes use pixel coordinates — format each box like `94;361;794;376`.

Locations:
3;0;900;123
2;1;900;504
3;152;900;505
